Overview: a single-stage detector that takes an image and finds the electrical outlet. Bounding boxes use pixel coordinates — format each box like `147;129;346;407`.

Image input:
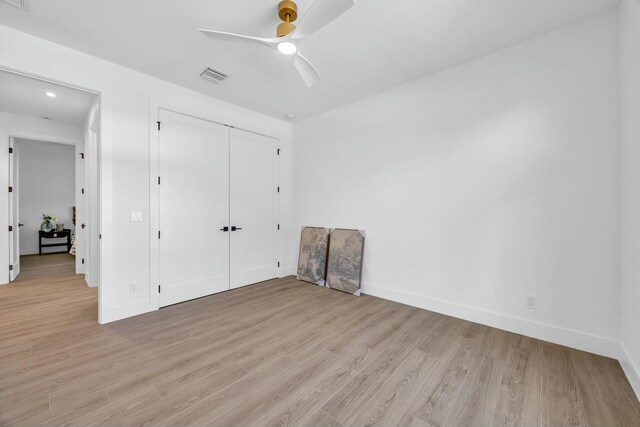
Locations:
129;282;137;294
526;296;537;310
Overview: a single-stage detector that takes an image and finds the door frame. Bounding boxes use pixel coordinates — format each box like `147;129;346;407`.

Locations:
150;99;281;310
5;131;83;282
8;137;19;281
1;65;102;321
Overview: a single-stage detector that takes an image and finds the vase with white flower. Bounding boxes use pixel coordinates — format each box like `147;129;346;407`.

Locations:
41;214;58;232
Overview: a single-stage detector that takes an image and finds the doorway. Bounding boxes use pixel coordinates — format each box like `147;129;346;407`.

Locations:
1;68;101;317
12;138;75;271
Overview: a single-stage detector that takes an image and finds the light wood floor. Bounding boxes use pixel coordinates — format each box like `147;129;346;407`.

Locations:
1;255;639;426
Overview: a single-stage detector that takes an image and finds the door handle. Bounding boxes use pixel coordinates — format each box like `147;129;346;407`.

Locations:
231;226;243;231
81;224;86;229
18;223;24;227
220;226;229;232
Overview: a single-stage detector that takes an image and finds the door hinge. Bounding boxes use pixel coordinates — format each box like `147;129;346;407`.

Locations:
277;224;280;230
158;231;161;239
81;188;85;194
80;152;85;159
9;265;13;271
158;176;161;185
277;148;280;155
157;121;161;131
82;258;85;264
277;186;280;193
8;225;13;232
8;186;13;193
158;285;161;293
9;147;13;154
277;261;280;268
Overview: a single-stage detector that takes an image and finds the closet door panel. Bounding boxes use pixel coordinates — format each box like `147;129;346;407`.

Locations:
230;128;278;289
158;110;229;307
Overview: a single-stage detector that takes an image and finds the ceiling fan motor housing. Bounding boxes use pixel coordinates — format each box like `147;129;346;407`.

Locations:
277;0;297;37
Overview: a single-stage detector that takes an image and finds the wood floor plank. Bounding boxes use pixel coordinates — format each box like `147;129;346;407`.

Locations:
154;354;297;427
321;334;420;423
446;353;505;427
301;409;344;427
90;363;247;426
406;336;477;426
395;413;433;427
344;348;438;427
1;254;639;427
205;349;340;427
252;345;378;427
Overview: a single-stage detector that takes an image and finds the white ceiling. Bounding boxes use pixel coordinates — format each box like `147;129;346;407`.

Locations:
0;70;96;125
0;0;619;120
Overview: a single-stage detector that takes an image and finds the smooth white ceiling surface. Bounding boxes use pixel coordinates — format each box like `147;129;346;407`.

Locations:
0;70;96;125
0;0;619;120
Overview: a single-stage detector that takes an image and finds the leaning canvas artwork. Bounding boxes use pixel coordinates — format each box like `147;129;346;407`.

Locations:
297;227;330;286
326;229;365;295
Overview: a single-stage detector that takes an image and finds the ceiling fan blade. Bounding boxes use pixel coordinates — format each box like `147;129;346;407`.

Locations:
293;52;320;87
291;0;355;40
199;29;280;47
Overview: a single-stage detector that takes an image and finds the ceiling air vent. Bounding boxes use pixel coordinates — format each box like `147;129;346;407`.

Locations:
200;67;228;85
1;0;30;10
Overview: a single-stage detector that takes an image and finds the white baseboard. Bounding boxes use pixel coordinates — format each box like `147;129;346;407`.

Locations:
620;343;640;400
100;300;157;324
362;282;621;360
280;266;297;277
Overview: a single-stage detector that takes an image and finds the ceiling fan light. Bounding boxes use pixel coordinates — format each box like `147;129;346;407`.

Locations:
277;41;297;55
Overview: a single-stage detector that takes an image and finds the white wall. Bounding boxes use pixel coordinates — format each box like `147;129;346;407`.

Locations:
0;25;293;323
16;139;75;255
293;12;621;358
620;0;640;397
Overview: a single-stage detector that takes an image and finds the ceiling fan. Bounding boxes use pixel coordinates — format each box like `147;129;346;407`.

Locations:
199;0;355;87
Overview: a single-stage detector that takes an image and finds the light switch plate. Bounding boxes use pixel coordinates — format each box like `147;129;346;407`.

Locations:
130;211;143;222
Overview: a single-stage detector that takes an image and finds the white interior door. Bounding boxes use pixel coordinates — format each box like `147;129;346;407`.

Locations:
159;110;230;307
8;138;20;281
229;128;278;289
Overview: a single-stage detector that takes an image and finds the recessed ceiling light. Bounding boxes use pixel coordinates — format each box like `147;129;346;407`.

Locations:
45;92;57;98
277;42;297;55
285;113;295;119
40;115;54;120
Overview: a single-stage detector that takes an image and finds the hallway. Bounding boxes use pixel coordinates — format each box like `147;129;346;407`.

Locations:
15;253;81;281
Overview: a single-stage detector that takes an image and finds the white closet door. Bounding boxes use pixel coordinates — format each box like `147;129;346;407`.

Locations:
229;128;278;289
159;110;229;307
